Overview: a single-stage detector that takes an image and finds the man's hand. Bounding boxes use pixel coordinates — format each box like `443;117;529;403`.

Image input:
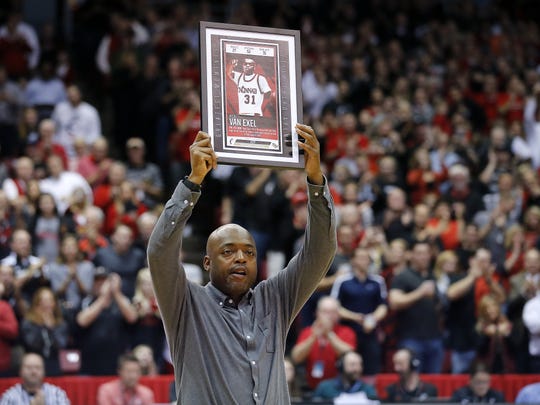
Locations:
296;124;323;185
187;131;217;185
109;273;122;296
313;316;333;338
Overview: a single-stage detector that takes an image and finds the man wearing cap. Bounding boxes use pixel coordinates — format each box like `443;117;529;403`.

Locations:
75;269;137;375
125;137;163;209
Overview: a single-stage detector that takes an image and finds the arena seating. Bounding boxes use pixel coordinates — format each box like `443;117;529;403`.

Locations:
1;374;539;404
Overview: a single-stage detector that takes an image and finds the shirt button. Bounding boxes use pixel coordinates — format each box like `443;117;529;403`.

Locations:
251;361;256;365
189;202;194;206
246;335;251;340
254;393;258;398
183;199;189;204
228;299;233;304
314;192;319;196
219;302;223;306
171;221;175;225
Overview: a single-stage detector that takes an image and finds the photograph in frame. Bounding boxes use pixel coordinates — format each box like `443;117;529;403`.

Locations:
200;21;304;169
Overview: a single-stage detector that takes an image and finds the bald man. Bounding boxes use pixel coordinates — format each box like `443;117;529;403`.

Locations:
148;126;336;404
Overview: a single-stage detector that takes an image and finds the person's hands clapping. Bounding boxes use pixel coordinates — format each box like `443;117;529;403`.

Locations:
296;124;323;185
419;280;436;297
313;316;333;338
187;131;217;185
109;273;122;295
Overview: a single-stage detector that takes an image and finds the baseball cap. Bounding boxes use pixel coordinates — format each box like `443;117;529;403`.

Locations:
94;266;109;279
126;137;145;149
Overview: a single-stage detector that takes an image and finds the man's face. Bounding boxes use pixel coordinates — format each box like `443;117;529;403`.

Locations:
352;249;371;273
470;371;491;397
475;249;492;272
243;59;255;75
46;156;64;177
413;204;430;227
112;226;133;253
393;350;412;377
204;224;257;301
67;86;82;105
119;360;142;389
12;231;31;257
20;354;45;392
316;298;339;325
411;243;431;271
524;249;540;274
343;353;362;382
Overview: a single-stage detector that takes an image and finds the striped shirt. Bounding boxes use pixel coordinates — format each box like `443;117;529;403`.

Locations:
0;383;70;405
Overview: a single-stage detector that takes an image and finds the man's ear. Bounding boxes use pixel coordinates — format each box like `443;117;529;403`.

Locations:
203;255;210;272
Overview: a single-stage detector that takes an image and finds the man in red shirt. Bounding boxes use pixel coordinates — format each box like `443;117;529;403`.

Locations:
96;353;154;405
291;295;356;390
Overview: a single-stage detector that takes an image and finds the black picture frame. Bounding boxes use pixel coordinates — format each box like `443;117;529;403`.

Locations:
200;21;304;169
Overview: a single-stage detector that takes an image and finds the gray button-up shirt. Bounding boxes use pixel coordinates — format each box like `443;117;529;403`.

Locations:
148;178;336;404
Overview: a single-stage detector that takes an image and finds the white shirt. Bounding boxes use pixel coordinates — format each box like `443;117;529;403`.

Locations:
2;178;24;202
523;97;540;168
0;382;70;405
52;100;102;157
39;171;93;214
523;293;540;356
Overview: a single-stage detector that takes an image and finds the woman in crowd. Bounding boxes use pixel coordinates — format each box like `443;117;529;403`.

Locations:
20;286;70;376
475;294;515;374
131;267;164;370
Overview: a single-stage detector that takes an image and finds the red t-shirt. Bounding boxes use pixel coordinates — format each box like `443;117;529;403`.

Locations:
427;218;461;250
296;324;357;389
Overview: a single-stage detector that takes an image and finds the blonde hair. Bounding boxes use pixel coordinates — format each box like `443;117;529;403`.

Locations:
433;250;458;281
132;268;158;317
476;294;507;333
503;224;523;249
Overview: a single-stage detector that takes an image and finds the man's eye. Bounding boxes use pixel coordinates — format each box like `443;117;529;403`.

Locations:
246;250;255;257
223;249;232;255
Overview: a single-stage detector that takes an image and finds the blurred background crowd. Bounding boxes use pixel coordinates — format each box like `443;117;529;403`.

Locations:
1;0;540;399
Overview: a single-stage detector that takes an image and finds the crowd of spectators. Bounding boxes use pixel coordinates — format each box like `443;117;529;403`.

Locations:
1;0;540;401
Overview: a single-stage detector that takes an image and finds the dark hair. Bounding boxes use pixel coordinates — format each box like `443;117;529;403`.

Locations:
400;347;420;372
468;361;490;377
117;353;140;370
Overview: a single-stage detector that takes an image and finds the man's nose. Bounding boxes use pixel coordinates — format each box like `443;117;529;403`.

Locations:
234;250;247;261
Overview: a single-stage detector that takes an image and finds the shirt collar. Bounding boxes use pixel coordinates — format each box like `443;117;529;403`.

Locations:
205;283;254;308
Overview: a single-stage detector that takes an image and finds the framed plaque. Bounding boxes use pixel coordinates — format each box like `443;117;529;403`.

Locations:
200;21;304;168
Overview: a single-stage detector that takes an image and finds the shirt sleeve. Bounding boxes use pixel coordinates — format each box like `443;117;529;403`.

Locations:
258;75;272;94
390;272;407;291
147;181;201;345
266;178;337;325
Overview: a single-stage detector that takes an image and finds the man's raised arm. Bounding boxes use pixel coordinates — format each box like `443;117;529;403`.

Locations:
147;131;217;328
